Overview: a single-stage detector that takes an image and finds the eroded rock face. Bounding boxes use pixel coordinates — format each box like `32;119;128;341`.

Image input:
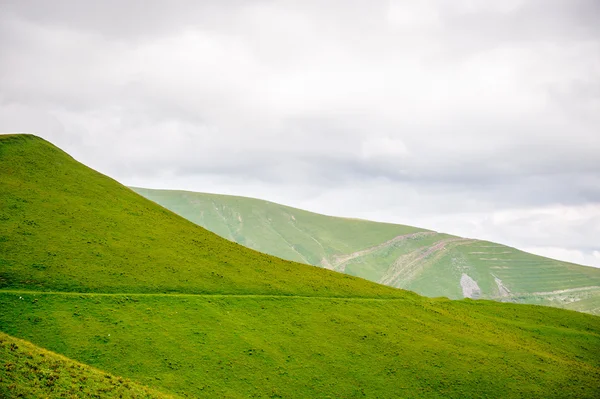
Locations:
494;275;511;298
460;273;481;299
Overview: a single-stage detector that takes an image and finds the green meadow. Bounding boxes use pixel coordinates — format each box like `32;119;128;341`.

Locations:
1;134;599;398
2;291;600;398
0;331;173;398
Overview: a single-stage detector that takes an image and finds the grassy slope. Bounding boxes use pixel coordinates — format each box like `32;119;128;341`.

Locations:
0;134;405;298
0;331;175;398
2;292;599;399
132;188;600;314
1;134;599;398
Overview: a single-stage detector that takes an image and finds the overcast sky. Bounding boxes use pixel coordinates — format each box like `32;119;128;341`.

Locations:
1;0;599;267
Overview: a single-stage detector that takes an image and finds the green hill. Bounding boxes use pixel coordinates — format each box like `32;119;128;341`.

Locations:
1;134;599;398
0;134;404;298
0;331;174;398
132;188;600;315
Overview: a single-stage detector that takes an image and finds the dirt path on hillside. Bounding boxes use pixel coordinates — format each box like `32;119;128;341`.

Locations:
0;290;412;301
332;232;437;272
379;238;475;287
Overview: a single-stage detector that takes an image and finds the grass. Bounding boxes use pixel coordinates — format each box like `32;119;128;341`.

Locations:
0;331;175;398
1;134;600;398
133;188;600;314
1;291;599;398
0;134;406;298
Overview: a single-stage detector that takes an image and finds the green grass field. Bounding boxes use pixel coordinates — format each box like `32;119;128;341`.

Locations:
133;188;600;314
2;291;600;398
0;331;174;398
1;134;600;398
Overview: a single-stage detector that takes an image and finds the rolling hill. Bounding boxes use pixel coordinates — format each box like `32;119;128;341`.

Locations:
1;134;599;398
132;188;600;315
0;331;174;398
0;134;403;298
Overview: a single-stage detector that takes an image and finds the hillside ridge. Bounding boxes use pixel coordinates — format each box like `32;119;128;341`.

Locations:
0;133;409;298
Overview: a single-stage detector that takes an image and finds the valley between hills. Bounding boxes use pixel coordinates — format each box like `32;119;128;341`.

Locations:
1;134;599;398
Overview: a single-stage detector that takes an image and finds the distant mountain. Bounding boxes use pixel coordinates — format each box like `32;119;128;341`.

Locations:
133;187;600;315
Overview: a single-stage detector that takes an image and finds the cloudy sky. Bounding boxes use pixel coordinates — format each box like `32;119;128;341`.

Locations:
1;0;599;267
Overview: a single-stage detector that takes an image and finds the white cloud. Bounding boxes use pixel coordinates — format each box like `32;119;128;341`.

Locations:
387;0;441;29
361;137;409;159
0;0;599;268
